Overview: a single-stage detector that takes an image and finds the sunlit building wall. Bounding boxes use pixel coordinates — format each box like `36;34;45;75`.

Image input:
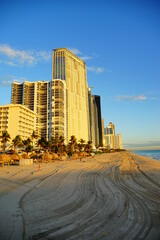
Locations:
52;48;89;143
0;104;36;150
49;79;67;144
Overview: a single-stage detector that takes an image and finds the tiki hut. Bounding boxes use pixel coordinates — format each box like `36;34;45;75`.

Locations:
42;152;53;162
0;154;11;167
20;153;30;159
52;153;59;160
10;154;20;164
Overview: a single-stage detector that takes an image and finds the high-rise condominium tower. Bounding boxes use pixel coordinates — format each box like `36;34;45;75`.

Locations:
104;122;115;149
52;48;89;143
88;94;103;147
11;81;49;139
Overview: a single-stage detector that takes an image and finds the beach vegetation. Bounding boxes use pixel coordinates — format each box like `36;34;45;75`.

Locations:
0;131;11;153
12;135;23;153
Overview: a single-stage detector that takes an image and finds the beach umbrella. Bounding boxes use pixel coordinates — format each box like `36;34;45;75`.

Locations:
20;153;30;159
0;154;11;166
52;153;59;160
42;152;53;162
10;154;20;161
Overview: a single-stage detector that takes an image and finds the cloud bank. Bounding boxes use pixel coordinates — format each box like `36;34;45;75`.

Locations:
0;75;27;86
87;66;104;73
116;95;147;101
0;44;52;66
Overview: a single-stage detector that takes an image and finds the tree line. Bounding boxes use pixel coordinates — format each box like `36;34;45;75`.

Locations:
0;131;92;156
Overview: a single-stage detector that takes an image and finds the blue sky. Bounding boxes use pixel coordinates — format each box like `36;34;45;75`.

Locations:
0;0;160;149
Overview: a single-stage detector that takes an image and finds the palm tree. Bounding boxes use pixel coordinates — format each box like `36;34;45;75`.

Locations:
12;135;22;153
78;138;85;152
37;137;48;152
85;140;92;154
58;135;65;154
49;137;58;153
31;131;38;150
22;138;32;153
69;135;77;155
0;131;11;153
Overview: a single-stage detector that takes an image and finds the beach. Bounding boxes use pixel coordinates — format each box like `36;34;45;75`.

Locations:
0;151;160;240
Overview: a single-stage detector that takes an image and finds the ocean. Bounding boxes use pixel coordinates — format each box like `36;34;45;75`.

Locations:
134;150;160;161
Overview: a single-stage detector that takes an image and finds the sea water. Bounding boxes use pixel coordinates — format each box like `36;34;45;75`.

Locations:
134;150;160;160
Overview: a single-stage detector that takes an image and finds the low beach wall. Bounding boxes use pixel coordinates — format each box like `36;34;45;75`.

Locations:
19;158;33;166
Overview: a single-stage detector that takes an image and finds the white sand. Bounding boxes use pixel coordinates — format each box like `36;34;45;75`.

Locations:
0;151;160;240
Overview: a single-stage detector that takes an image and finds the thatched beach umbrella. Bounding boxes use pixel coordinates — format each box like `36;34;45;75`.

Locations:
52;153;59;160
20;153;30;159
42;152;53;162
0;154;11;167
10;154;20;161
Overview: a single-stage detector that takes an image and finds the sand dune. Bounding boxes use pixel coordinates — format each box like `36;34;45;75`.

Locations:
0;151;160;240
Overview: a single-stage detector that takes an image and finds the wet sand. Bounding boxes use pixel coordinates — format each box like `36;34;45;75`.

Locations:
0;151;160;240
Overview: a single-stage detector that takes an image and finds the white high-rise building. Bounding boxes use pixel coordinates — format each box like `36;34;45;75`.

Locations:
104;122;123;149
115;133;123;149
52;48;89;143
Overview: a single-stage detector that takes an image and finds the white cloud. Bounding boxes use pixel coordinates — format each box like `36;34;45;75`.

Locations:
4;60;19;66
81;55;94;61
0;44;52;66
116;95;147;101
0;75;26;86
35;51;52;62
68;48;99;62
87;66;104;73
68;48;82;55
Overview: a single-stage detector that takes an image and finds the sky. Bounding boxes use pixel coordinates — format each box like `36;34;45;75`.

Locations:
0;0;160;149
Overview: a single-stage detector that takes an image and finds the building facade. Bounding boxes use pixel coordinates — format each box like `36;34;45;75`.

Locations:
115;133;123;149
49;79;67;143
104;122;115;149
91;95;102;147
52;48;89;143
0;104;36;150
104;122;123;149
11;81;49;140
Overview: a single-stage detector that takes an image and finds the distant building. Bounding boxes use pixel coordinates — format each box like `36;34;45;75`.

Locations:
91;95;102;147
0;104;36;150
104;122;123;149
104;122;115;149
101;118;105;146
115;133;123;149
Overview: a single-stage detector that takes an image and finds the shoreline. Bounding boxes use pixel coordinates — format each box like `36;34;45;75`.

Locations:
0;151;160;240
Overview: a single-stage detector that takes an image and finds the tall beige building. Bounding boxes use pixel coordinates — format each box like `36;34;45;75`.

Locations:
0;104;36;150
11;81;49;139
52;48;89;143
49;79;67;143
